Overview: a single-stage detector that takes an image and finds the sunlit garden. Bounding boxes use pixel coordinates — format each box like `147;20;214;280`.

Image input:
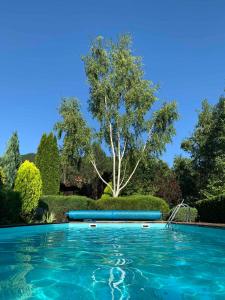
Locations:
1;1;225;299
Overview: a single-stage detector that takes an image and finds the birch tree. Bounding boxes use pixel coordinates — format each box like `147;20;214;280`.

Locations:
83;35;178;197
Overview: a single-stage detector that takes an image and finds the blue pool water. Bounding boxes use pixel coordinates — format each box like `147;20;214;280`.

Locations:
0;223;225;299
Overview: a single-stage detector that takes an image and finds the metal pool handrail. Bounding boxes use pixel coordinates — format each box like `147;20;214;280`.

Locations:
166;200;191;228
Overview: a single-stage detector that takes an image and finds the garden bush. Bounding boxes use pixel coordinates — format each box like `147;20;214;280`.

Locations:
100;182;113;200
195;195;225;223
95;194;169;214
39;195;95;222
39;194;169;222
0;190;22;224
170;207;198;222
14;160;42;220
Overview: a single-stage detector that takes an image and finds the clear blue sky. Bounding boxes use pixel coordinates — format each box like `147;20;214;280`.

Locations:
0;0;225;165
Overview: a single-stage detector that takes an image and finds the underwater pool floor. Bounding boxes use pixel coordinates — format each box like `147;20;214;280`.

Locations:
0;223;225;299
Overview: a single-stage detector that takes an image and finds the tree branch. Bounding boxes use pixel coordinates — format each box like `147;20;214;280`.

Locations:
121;140;127;159
120;158;128;186
118;127;153;192
90;159;114;193
118;156;142;191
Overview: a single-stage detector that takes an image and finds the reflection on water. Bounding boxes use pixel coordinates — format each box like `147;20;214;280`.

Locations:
0;225;225;299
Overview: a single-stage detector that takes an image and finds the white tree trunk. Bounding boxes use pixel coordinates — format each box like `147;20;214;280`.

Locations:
90;96;152;197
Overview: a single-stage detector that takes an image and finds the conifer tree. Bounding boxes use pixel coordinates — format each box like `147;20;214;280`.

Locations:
35;133;60;195
2;132;21;189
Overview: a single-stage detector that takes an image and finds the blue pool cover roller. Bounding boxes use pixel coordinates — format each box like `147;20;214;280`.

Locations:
65;210;162;220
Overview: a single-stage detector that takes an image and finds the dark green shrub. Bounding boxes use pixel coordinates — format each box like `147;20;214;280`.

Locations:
0;190;22;224
195;195;225;223
39;195;95;222
170;207;198;222
95;194;169;214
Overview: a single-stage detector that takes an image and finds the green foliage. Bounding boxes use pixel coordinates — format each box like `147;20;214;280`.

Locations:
2;132;21;189
170;207;198;222
0;167;6;189
124;158;159;195
74;143;112;199
35;133;60;195
54;98;91;184
41;211;56;223
173;156;199;203
95;194;169;214
39;195;94;222
202;155;225;199
180;96;225;200
14;161;42;220
83;34;178;196
101;182;113;200
0;190;22;224
124;158;181;206
39;194;169;222
195;195;225;223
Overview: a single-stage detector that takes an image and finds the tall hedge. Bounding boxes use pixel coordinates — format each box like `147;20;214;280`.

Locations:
35;133;60;195
14;160;42;218
195;195;225;223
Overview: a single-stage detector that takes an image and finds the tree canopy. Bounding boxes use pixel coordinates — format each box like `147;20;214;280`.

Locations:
54;97;91;185
176;95;225;200
82;34;178;196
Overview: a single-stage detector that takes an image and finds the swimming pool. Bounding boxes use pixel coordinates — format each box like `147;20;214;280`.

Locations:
0;223;225;299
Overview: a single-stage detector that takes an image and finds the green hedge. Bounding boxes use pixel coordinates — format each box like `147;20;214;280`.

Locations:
170;207;198;222
0;190;22;224
39;194;169;222
95;195;169;214
39;195;95;222
195;195;225;223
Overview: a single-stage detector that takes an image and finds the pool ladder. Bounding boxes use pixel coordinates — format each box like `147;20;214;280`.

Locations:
166;200;191;228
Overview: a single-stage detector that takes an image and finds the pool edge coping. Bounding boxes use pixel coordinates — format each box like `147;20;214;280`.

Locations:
1;220;225;229
172;221;225;229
